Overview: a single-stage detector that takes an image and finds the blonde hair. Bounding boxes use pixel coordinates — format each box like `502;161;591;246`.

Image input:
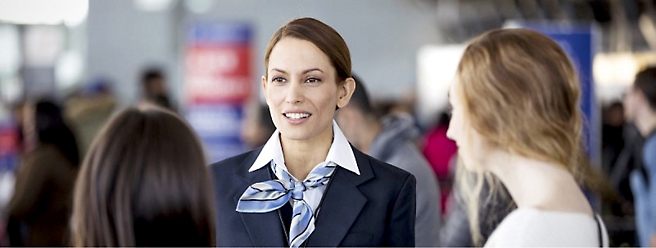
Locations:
455;28;609;245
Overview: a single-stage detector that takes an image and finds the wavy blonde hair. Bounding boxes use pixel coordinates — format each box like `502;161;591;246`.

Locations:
454;28;609;245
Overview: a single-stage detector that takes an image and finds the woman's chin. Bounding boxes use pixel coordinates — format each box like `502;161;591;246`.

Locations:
278;128;313;142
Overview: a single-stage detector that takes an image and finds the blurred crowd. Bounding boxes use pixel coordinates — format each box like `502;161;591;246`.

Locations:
1;67;183;246
2;65;655;247
0;22;656;248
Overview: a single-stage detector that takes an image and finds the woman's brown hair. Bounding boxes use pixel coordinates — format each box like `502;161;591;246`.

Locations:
264;17;352;82
72;104;215;246
455;28;614;245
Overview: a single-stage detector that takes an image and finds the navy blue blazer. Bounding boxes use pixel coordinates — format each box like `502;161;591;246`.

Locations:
210;146;416;247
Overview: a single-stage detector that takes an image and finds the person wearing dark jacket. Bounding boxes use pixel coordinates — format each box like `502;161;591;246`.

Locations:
210;18;416;247
439;178;514;246
6;100;79;246
336;76;441;247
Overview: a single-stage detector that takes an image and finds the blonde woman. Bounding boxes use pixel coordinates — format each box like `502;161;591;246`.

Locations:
447;28;609;247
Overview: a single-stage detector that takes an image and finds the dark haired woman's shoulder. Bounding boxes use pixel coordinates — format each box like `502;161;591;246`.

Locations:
28;145;72;167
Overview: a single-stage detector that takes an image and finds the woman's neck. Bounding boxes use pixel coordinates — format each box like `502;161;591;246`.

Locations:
486;150;592;215
280;126;333;180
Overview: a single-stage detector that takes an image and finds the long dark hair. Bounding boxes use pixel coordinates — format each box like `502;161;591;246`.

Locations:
35;100;80;165
72;104;216;246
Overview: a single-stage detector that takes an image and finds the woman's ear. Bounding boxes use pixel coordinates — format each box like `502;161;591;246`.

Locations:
261;75;269;104
337;77;356;109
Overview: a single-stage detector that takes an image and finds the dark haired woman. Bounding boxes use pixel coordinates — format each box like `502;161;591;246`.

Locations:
7;100;80;246
72;104;215;246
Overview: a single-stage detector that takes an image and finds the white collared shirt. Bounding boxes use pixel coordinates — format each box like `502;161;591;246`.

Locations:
249;120;359;213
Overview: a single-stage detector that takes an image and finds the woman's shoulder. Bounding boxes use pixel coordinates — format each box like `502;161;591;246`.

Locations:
353;147;415;184
209;148;261;172
24;145;68;165
505;207;598;224
487;208;601;247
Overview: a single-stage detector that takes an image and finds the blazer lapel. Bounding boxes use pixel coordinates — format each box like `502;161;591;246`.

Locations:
307;148;375;247
234;150;288;247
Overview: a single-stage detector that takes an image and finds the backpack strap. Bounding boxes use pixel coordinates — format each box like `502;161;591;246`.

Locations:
594;214;608;247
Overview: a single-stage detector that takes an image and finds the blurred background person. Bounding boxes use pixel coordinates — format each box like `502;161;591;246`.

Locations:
140;67;176;112
336;75;441;247
422;111;458;215
72;104;215;246
624;67;656;247
241;101;276;149
439;175;514;247
449;28;609;246
602;101;626;172
600;100;643;246
64;77;117;159
6;100;80;246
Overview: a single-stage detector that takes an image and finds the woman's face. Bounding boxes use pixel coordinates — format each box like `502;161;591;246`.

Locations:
446;79;487;172
262;37;354;142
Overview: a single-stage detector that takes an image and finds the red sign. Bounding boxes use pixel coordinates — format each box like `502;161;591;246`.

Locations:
184;44;251;104
0;127;18;156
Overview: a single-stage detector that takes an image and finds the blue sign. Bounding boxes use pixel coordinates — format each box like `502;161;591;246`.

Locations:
187;22;252;45
186;104;246;163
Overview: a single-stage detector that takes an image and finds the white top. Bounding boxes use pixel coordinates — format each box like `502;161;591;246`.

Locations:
485;207;609;247
249;120;359;213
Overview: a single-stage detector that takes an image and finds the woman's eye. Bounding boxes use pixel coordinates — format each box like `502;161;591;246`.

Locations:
272;77;286;83
306;78;320;83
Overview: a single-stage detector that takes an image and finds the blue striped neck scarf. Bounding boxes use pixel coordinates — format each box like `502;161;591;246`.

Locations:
236;160;337;248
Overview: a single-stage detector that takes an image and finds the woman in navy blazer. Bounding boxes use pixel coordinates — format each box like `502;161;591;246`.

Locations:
210;17;416;247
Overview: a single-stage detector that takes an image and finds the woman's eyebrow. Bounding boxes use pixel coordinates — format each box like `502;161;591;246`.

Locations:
270;68;287;74
303;68;323;74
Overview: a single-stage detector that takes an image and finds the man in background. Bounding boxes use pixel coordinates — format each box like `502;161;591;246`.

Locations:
140;67;176;112
623;67;656;247
335;75;441;247
64;77;117;158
